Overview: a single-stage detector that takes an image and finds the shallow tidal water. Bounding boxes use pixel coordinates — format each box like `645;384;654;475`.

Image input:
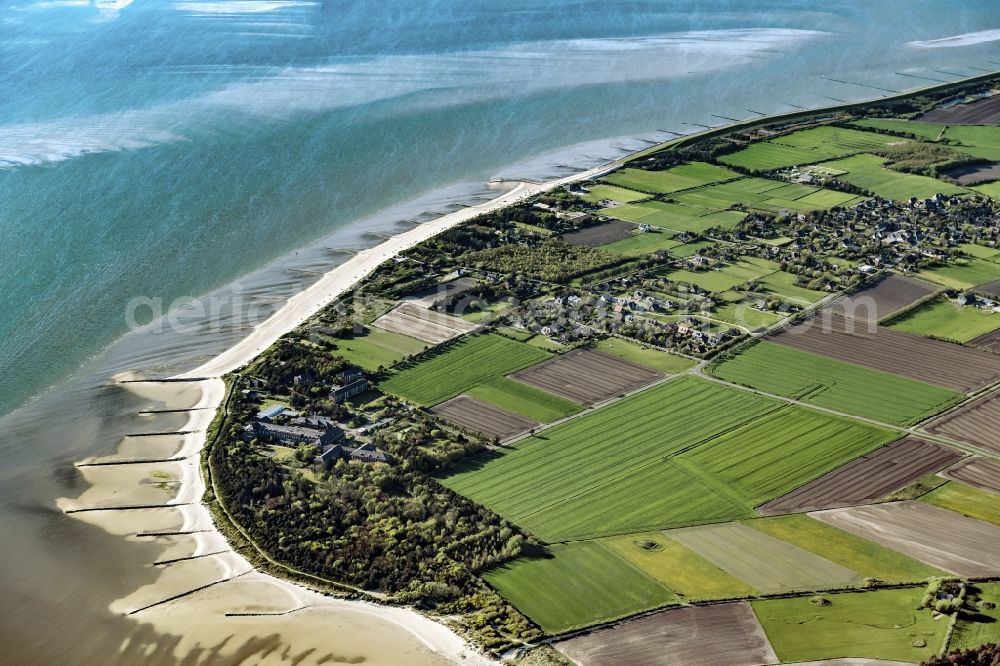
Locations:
1;2;999;664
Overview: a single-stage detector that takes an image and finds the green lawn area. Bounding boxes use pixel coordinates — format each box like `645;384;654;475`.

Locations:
850;118;945;141
919;257;1000;290
710;341;963;426
950;582;1000;651
712;302;785;330
745;514;945;584
752;588;945;663
943;125;1000;161
603;532;755;600
603;162;739;194
466;377;581;423
757;270;827;304
380;334;550;406
482;541;676;634
578;183;650;204
820;153;967;200
439;377;777;541
664;260;775;294
602;199;746;234
601;229;682;257
670;240;717;257
328;326;427;371
921;481;1000;526
794;188;864;209
973;181;1000;200
677;406;893;508
886;297;999;343
593;337;696;374
719;126;898;171
958;243;999;259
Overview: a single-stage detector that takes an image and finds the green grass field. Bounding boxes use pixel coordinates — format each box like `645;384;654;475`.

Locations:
756;270;827;304
328;326;427;370
602;199;747;234
601;230;682;257
677;406;893;508
670;240;717;257
439;377;777;541
752;588;945;663
745;514;945;584
719;126;897;171
466;377;581;423
960;243;1000;259
850;118;945;141
664;260;775;293
919;257;1000;290
482;541;676;634
886;297;998;343
380;334;550;405
973;180;1000;201
943;125;1000;161
950;582;1000;651
593;337;696;374
578;183;650;204
710;341;963;425
921;481;1000;526
712;302;785;330
603;532;756;600
603;162;738;194
820;153;966;200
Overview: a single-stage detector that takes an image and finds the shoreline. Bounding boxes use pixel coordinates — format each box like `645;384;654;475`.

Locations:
157;170;618;663
95;70;998;663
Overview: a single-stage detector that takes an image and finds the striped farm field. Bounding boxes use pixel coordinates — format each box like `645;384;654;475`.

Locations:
710;341;963;425
820;153;967;199
603;161;739;194
482;541;676;634
677;406;894;509
439;377;777;541
379;333;550;406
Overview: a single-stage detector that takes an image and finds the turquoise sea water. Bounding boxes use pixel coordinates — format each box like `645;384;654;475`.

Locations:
2;0;999;417
0;3;998;664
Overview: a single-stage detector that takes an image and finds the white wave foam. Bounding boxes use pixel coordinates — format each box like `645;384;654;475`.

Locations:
909;28;1000;48
173;1;316;14
0;28;824;168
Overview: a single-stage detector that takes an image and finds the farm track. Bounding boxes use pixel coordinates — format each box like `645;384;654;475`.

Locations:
757;438;964;515
555;602;778;666
770;313;1000;392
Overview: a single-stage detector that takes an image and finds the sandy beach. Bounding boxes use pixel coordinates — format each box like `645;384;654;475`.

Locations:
70;163;622;664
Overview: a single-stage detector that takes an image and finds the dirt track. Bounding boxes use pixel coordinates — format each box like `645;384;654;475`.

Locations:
825;273;938;323
431;395;537;440
771;314;1000;392
941;457;1000;495
555;602;778;666
510;348;663;405
926;391;1000;454
812;501;1000;577
758;438;964;515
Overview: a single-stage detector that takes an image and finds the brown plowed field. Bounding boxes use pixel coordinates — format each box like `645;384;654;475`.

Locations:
509;348;663;405
404;276;479;308
757;438;964;515
431;395;538;440
771;314;1000;392
941;162;1000;185
812;501;1000;577
941;457;1000;495
919;95;1000;124
825;273;938;322
926;391;1000;454
968;328;1000;354
560;220;636;247
555;602;778;666
372;302;478;344
975;279;1000;299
